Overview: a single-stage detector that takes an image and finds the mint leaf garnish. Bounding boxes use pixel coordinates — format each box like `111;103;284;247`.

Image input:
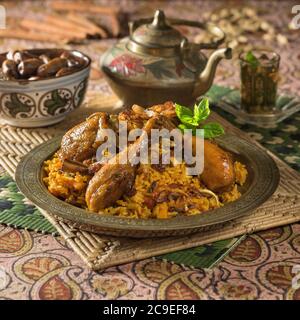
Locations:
175;98;224;139
245;51;259;68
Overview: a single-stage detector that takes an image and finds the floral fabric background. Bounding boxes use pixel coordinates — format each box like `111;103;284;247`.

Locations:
0;0;300;300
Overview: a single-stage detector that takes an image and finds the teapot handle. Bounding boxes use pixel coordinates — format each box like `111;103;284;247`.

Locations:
169;19;225;50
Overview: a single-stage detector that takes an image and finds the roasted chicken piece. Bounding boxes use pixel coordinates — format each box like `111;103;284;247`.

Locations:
118;101;178;132
118;106;148;131
148;101;177;119
131;102;177;119
86;163;137;212
58;112;112;163
61;159;89;174
148;101;179;129
86;116;159;212
192;137;235;193
87;113;178;175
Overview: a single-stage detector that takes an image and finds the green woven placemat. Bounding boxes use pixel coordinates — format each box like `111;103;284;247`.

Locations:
0;171;57;234
156;236;245;269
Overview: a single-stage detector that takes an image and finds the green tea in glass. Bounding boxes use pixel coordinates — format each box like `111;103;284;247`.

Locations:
240;50;280;114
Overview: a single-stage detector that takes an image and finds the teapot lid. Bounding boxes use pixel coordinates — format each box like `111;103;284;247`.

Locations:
128;10;184;56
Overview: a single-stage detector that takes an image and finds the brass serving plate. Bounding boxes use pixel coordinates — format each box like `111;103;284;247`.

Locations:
15;134;279;238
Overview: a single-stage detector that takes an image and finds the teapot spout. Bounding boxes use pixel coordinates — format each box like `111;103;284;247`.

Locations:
193;48;232;98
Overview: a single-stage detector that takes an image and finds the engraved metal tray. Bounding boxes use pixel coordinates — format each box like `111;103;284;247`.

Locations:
15;134;280;238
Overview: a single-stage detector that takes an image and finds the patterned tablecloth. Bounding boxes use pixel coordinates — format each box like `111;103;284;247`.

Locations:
0;0;300;300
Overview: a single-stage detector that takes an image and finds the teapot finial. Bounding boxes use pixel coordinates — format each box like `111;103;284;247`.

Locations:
151;10;169;29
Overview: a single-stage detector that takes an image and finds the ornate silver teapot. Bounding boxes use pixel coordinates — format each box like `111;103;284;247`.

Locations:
100;10;232;107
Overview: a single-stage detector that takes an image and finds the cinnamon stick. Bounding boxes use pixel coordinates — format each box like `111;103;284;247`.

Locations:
50;1;119;15
44;14;91;36
109;13;120;37
0;29;68;43
66;13;108;38
20;19;86;41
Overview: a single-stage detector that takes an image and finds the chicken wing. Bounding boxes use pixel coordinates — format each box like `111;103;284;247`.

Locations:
58;112;111;163
86;116;159;212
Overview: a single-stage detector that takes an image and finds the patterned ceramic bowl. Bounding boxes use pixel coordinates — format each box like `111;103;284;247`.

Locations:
0;49;91;128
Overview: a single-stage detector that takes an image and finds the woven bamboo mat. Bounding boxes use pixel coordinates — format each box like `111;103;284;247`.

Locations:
0;101;300;270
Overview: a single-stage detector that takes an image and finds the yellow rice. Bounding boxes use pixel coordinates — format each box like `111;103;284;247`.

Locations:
43;156;90;207
43;155;248;219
